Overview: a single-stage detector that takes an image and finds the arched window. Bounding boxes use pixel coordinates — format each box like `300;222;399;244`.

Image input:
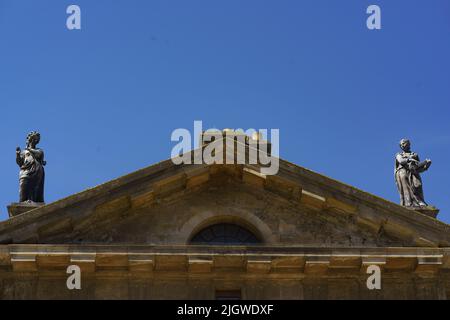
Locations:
190;223;261;245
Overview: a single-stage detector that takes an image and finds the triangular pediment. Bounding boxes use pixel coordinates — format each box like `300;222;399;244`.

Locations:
1;143;449;248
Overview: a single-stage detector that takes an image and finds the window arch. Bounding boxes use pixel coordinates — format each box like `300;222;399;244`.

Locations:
190;223;261;245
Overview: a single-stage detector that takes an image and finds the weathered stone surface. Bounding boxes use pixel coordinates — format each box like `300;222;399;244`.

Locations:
242;168;266;188
246;257;271;274
271;256;305;273
155;255;187;272
410;206;440;218
70;253;96;273
326;197;358;215
300;190;326;210
36;255;70;269
361;256;386;271
188;256;213;273
7;202;44;218
131;191;155;210
304;256;330;274
128;254;154;273
95;196;131;217
10;254;37;272
214;256;245;271
37;217;73;239
414;256;442;274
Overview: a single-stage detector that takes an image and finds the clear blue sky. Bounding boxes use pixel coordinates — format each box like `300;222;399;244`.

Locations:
1;0;449;223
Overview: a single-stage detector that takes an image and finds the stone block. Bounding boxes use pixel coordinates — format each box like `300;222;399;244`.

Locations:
408;206;439;219
155;255;187;272
96;253;129;268
271;256;305;273
94;196;131;218
188;256;213;273
213;256;246;271
70;254;96;273
153;172;187;196
246;257;272;274
129;254;154;273
131;191;155;209
361;256;386;272
11;254;37;272
304;256;330;274
414;256;442;274
326;197;358;215
300;190;326;210
36;255;70;269
385;257;417;271
7;202;44;218
242;168;266;188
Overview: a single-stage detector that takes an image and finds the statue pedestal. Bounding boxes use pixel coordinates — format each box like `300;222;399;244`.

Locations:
7;202;45;218
408;206;439;219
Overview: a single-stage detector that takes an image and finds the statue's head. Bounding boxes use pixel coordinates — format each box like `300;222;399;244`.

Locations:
26;131;41;147
399;138;411;152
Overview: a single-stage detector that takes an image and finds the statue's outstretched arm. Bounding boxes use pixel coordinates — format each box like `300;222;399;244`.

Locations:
15;148;23;166
417;159;432;172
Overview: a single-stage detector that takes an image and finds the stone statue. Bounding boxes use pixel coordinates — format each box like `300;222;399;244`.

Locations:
395;139;431;207
15;131;46;203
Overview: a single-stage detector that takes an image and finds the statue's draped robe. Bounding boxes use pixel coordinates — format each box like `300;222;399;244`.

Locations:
395;152;427;207
17;148;45;203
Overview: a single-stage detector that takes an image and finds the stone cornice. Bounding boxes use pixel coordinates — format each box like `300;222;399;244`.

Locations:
0;245;448;275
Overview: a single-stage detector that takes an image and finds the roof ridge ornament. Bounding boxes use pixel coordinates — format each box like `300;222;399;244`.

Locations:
171;121;280;175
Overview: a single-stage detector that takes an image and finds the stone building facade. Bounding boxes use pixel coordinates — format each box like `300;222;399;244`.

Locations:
0;137;449;299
